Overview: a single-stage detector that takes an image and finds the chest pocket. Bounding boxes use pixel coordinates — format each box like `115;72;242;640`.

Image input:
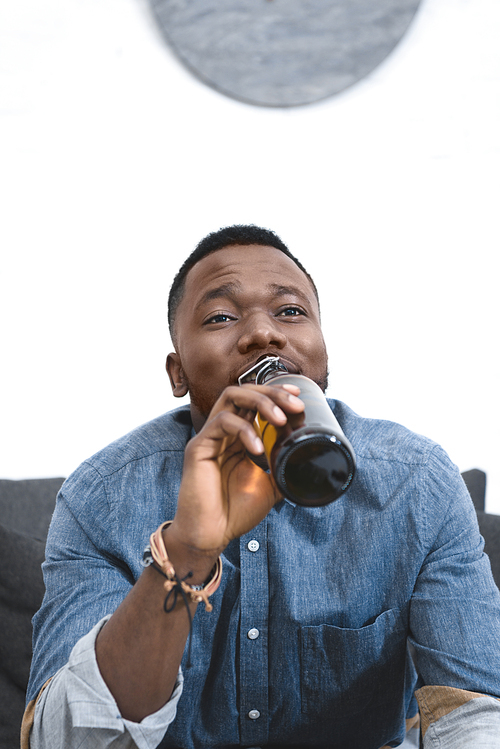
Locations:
300;608;407;721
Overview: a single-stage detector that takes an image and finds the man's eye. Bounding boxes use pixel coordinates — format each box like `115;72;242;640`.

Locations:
206;313;234;324
278;307;304;317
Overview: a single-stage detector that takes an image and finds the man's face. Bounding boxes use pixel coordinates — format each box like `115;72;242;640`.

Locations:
167;244;328;430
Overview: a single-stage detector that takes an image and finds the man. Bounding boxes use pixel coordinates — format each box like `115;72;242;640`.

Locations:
25;225;500;748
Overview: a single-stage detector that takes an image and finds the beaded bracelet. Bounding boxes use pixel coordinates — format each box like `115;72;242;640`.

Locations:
144;521;223;613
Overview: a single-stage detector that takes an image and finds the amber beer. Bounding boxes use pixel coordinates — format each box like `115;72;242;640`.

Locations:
239;356;356;507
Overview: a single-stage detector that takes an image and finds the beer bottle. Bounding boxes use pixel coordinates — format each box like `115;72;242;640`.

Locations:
239;356;356;507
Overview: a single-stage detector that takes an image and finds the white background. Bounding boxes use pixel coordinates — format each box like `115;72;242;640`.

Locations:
1;0;499;512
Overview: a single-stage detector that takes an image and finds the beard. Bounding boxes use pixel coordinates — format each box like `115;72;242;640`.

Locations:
315;368;329;393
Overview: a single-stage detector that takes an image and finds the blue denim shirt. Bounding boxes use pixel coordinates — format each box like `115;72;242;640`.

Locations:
28;400;500;749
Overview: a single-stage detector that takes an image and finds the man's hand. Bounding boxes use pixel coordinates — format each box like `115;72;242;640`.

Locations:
167;382;304;559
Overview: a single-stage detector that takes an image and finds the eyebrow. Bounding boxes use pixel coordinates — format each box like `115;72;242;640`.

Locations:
196;281;313;310
196;282;242;309
269;283;312;303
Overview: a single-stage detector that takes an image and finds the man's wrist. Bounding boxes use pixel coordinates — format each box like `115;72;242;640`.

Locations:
157;523;221;588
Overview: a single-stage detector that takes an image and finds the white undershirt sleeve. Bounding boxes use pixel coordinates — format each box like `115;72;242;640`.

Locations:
30;616;183;749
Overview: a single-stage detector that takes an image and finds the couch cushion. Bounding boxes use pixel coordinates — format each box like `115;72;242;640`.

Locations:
477;510;500;589
0;478;64;539
0;478;62;749
461;468;486;512
0;524;47;748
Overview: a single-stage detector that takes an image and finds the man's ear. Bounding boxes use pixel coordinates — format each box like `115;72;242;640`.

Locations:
166;352;189;397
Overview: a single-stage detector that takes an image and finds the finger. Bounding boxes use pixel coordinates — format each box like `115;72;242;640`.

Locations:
234;405;259;425
207;410;264;455
259;382;304;411
281;383;301;395
213;385;304;426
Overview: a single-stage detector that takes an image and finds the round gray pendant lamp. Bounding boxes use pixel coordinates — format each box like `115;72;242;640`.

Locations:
149;0;422;107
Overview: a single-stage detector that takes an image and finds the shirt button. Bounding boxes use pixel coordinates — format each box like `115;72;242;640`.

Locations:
247;628;260;640
247;539;260;552
248;709;261;720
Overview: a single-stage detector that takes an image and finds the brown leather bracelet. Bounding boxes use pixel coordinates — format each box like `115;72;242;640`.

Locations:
148;521;223;612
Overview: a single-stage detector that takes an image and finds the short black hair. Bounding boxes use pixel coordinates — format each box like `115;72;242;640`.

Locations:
168;224;319;342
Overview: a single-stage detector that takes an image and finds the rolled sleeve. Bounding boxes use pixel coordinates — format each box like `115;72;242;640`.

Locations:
30;616;183;749
422;695;500;748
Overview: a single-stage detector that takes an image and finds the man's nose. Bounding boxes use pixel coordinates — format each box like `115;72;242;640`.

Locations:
237;313;287;353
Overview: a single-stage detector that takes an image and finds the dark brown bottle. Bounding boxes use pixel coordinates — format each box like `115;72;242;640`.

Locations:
239;356;356;507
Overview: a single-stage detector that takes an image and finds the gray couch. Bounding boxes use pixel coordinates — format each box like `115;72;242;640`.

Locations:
0;478;64;749
0;472;498;749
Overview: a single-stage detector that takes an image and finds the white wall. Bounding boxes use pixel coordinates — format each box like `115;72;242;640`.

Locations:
1;0;499;512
